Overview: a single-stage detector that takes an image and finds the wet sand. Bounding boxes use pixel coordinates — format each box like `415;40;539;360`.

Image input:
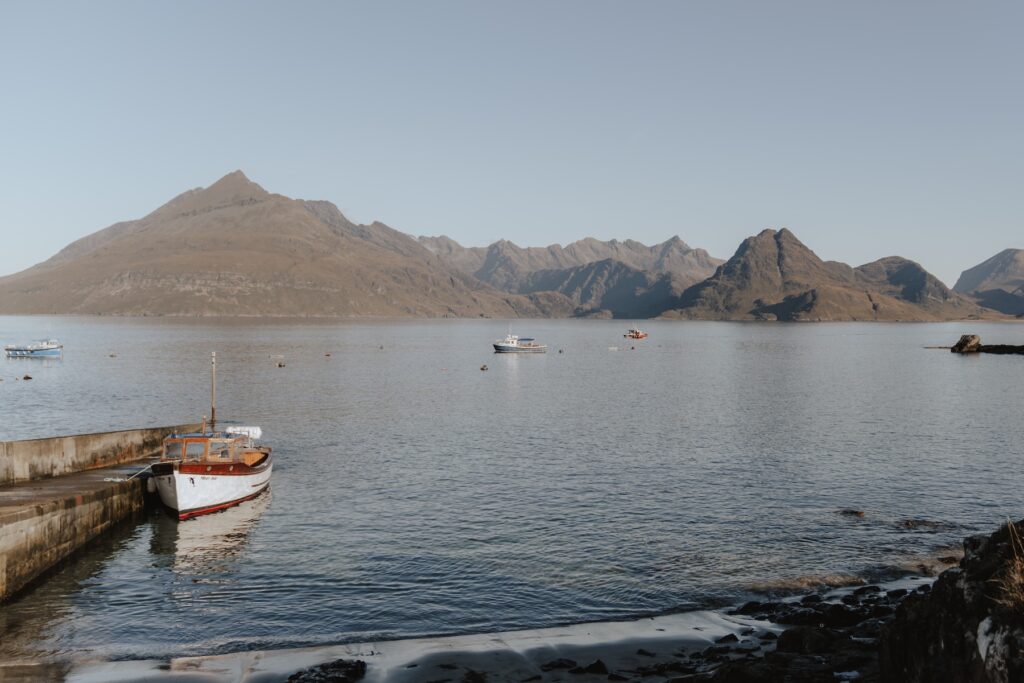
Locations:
65;609;775;682
61;576;939;683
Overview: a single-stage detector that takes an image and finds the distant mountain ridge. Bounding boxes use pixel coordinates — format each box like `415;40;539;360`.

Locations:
517;259;689;318
420;234;722;293
0;171;1011;321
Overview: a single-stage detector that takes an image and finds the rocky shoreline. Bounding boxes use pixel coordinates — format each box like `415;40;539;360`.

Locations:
281;577;929;683
283;521;1024;683
61;521;1024;683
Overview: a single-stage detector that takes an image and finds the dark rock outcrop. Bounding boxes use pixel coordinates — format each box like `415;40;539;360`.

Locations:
952;334;983;353
951;335;1024;355
880;520;1024;682
286;659;366;682
717;585;925;681
714;520;1024;682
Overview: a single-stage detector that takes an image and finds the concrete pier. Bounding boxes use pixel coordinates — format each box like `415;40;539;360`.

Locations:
0;424;198;602
0;425;196;486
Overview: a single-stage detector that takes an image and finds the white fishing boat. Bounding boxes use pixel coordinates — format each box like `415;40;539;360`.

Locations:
4;339;63;358
151;426;272;520
493;333;547;353
150;352;273;520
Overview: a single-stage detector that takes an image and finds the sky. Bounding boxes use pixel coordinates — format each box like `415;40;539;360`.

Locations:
1;1;1021;286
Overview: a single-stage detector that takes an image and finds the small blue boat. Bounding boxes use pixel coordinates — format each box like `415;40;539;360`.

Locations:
4;339;63;358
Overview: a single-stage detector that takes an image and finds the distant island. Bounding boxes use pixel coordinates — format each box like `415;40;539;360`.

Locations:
0;171;1018;321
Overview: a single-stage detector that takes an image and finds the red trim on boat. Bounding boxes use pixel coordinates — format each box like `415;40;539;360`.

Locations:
177;486;270;520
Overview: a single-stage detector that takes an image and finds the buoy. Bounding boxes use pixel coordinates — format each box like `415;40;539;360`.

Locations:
379;345;384;350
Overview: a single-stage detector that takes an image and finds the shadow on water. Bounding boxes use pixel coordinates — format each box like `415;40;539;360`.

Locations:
0;491;272;664
0;515;144;662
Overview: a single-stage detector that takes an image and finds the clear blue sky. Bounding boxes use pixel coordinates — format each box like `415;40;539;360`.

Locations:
1;1;1021;285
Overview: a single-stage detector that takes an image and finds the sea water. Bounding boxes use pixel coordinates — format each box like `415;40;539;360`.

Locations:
0;317;1021;661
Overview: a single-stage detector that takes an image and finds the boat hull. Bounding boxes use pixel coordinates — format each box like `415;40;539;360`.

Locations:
493;344;547;353
5;347;62;358
152;458;273;520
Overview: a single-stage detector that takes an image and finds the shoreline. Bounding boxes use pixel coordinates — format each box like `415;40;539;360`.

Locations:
52;576;938;683
0;542;964;680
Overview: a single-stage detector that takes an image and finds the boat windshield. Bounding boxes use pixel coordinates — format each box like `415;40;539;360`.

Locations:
209;439;237;459
184;441;207;460
164;440;183;460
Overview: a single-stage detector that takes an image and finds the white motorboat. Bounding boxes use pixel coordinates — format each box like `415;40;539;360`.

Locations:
493;334;547;353
150;351;272;520
151;425;272;520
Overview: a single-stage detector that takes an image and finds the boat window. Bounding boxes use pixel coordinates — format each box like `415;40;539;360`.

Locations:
184;441;207;460
164;441;183;460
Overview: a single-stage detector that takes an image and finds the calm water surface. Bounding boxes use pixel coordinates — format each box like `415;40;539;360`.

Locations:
1;317;1022;662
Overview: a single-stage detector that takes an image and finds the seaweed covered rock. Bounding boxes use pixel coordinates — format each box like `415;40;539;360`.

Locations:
286;659;366;683
881;520;1024;682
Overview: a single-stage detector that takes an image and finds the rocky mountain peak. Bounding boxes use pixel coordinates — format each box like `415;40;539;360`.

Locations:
954;248;1024;294
669;227;984;321
150;170;270;219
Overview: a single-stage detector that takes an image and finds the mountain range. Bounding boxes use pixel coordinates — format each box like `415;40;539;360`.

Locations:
662;228;987;321
0;171;1016;321
0;172;570;318
952;249;1024;316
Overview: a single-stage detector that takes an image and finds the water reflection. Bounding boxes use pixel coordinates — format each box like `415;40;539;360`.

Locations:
149;491;272;575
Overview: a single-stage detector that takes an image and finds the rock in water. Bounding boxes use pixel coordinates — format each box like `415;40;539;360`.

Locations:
951;334;982;353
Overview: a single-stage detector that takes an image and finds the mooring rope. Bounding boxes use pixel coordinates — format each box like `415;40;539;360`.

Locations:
103;465;151;483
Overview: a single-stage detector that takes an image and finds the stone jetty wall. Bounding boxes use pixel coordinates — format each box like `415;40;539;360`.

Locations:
0;424;199;485
0;423;199;601
0;478;148;601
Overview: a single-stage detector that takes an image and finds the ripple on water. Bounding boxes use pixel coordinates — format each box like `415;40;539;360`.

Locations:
0;318;1021;661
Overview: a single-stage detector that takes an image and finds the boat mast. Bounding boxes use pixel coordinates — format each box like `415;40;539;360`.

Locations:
210;351;217;432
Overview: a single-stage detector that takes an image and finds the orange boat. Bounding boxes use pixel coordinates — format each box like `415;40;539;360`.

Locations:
624;328;648;340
